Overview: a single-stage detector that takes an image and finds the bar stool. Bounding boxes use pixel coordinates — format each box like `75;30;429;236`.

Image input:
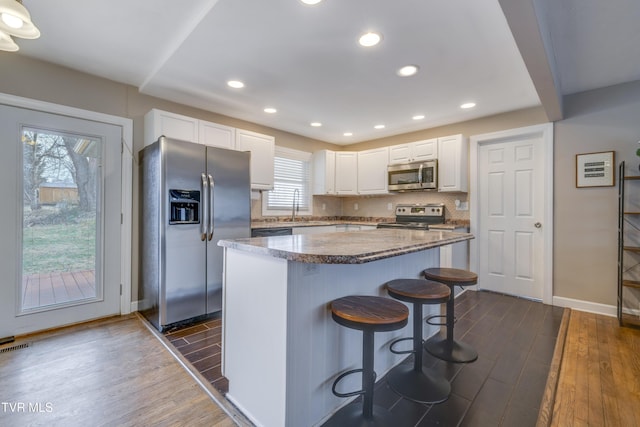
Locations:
385;279;451;403
423;267;478;363
327;295;409;427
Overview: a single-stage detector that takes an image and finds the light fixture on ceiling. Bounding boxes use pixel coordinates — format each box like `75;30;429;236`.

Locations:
343;132;353;137
300;0;322;5
227;80;245;89
460;102;476;109
412;115;425;120
0;0;39;38
0;29;18;51
264;107;277;114
359;32;381;47
397;65;419;77
0;0;40;52
310;122;322;127
374;124;385;129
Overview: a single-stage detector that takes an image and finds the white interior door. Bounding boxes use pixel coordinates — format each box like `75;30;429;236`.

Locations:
471;124;553;302
0;104;123;337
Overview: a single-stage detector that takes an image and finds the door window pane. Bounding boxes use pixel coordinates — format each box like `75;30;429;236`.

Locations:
21;128;102;312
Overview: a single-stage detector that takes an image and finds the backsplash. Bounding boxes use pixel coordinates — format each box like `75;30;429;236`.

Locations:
251;192;470;223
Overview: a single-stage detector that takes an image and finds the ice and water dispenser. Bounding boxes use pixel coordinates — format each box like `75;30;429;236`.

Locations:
169;189;200;224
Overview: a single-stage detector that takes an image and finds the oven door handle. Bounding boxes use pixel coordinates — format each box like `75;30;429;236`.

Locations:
418;164;423;187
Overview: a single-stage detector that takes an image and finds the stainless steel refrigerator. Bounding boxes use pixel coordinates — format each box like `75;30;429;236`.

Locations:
139;136;250;331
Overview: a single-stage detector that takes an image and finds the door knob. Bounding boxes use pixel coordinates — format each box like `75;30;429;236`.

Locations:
534;222;542;228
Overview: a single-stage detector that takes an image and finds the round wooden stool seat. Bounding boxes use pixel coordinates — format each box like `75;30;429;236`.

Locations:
331;295;409;332
386;278;451;305
423;268;478;287
327;295;409;426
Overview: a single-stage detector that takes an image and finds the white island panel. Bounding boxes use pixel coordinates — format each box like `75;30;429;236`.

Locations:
222;248;288;427
223;246;440;427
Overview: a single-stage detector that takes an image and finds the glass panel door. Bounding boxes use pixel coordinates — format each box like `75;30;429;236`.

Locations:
0;104;122;338
21;129;102;312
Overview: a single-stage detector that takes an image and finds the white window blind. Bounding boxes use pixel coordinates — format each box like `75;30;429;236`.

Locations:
265;147;312;213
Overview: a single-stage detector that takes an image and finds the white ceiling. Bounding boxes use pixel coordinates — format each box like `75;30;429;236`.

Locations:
11;0;640;145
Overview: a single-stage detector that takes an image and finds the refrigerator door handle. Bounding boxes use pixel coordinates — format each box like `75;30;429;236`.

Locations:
208;174;214;241
201;173;208;241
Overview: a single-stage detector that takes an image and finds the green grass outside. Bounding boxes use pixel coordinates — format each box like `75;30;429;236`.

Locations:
22;218;96;275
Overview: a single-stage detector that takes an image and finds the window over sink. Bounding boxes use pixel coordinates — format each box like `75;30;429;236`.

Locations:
262;146;312;216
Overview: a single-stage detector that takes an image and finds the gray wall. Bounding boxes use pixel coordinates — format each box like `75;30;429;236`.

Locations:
554;81;640;306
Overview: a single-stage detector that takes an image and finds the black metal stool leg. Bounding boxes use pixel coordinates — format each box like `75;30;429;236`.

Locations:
424;286;478;363
362;329;374;419
386;303;450;403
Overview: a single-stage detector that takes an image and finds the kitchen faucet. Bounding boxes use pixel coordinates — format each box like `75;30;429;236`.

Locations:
291;188;300;222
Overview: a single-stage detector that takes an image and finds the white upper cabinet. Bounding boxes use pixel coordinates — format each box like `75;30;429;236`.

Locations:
357;147;389;194
199;120;235;149
388;139;437;164
335;152;358;195
144;109;199;147
312;150;336;195
437;134;468;192
236;129;275;190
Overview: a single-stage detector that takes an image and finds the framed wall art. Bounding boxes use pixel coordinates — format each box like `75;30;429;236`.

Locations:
576;151;615;188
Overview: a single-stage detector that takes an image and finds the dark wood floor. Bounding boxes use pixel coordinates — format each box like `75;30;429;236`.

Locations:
164;316;228;393
164;290;565;427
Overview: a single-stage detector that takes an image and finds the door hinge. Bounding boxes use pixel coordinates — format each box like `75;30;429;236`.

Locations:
121;213;123;224
121;141;124;154
120;284;123;296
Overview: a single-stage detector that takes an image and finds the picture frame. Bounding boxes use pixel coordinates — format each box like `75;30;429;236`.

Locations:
576;151;615;188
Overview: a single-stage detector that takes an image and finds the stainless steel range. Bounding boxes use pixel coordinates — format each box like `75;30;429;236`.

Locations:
377;203;445;230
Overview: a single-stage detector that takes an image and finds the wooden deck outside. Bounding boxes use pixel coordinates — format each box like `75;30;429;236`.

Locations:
21;270;95;310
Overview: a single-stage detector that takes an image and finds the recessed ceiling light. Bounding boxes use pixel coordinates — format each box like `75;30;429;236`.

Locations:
310;122;322;127
412;115;425;120
264;107;277;114
227;80;245;89
460;102;476;109
374;124;385;130
300;0;322;4
343;132;353;137
359;32;381;47
397;65;419;77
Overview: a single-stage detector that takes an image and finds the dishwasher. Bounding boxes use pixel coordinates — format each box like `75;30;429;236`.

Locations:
251;227;293;237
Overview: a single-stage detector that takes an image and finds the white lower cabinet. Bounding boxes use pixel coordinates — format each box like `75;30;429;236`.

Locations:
292;225;337;235
439;227;469;269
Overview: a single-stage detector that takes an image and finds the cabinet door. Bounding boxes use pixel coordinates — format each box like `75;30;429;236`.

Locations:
292;225;337;235
200;121;235;149
412;139;438;161
438;135;468;192
144;109;198;147
389;144;411;164
357;147;389;194
236;129;275;190
312;150;335;195
335;152;358;195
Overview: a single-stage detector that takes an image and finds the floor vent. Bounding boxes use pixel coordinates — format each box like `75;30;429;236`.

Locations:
0;343;30;354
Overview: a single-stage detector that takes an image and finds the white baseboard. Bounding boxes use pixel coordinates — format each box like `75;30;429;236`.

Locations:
552;296;617;317
130;300;139;313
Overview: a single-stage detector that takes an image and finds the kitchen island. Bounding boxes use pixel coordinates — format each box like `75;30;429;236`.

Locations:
218;229;473;427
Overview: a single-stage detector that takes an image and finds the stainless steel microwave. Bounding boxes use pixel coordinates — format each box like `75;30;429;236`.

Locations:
387;160;437;191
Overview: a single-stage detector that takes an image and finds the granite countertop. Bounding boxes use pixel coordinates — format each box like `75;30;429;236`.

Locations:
218;229;474;264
